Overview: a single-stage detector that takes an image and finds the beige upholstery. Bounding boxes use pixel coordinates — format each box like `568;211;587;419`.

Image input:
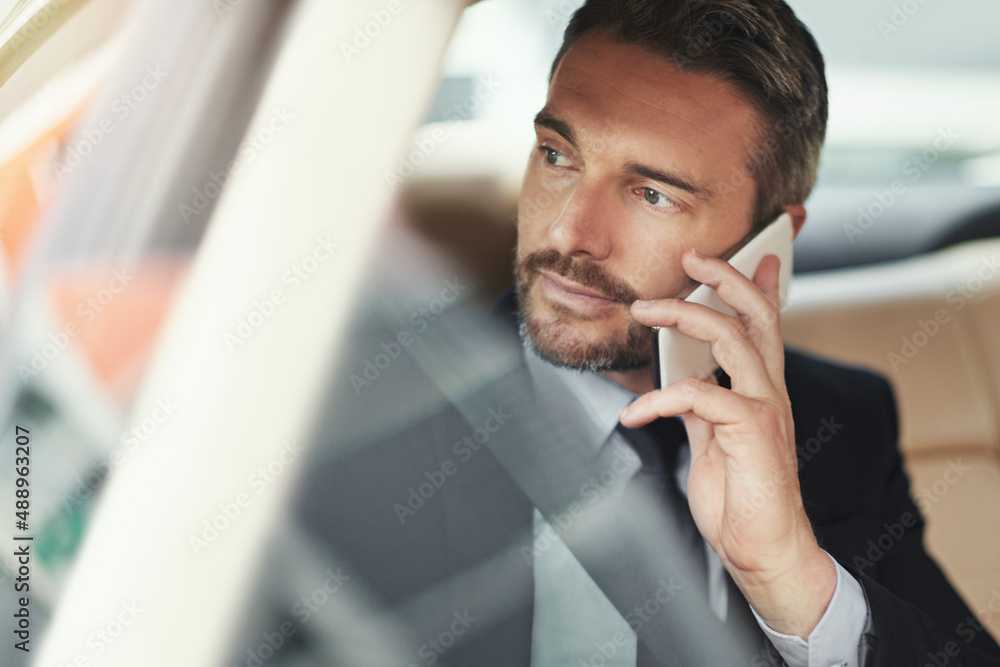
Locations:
783;240;1000;639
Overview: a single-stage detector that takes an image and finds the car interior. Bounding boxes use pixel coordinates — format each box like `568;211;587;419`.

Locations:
0;0;997;663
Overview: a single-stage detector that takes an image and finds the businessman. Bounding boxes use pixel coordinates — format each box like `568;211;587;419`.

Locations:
289;1;1000;665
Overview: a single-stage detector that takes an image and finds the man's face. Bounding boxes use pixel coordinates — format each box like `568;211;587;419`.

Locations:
515;33;762;372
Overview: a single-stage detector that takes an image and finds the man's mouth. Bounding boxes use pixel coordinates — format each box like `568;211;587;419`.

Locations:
538;270;623;311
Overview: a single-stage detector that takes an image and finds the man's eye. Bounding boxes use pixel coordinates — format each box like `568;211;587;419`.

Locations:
641;187;676;209
540;147;571;167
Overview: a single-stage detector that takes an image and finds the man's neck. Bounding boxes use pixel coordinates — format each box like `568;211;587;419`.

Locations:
599;367;655;395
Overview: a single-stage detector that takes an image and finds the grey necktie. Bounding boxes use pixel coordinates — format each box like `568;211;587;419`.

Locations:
615;417;708;600
617;416;767;661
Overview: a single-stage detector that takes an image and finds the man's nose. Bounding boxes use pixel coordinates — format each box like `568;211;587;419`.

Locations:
547;180;613;261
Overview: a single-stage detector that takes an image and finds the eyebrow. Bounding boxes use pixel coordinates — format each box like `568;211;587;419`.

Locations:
534;109;578;149
534;108;713;202
624;162;713;202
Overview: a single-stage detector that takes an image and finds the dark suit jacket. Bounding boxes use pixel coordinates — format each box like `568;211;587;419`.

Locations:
293;286;1000;666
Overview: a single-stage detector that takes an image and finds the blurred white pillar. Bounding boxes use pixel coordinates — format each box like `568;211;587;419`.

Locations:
36;0;469;665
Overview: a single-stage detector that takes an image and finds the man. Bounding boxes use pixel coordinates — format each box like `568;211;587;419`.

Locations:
291;1;1000;665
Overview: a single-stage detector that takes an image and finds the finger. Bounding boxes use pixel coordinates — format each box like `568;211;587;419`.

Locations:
751;254;785;375
681;411;714;462
631;299;774;398
619;376;753;429
753;254;781;307
680;249;777;323
680;250;784;382
681;373;717;461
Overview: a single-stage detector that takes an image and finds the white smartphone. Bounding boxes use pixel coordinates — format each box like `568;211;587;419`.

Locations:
651;212;794;389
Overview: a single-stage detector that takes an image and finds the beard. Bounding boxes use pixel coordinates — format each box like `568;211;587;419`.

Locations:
515;247;652;372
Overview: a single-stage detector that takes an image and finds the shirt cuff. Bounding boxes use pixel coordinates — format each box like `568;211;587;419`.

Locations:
749;552;870;667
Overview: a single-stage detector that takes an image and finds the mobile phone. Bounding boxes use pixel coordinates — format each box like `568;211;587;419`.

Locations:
651;212;794;389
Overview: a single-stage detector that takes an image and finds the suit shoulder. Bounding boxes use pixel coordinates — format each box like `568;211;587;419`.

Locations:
785;347;893;404
784;347;897;440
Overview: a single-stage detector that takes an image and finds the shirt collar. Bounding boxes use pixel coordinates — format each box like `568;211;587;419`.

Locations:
523;344;640;453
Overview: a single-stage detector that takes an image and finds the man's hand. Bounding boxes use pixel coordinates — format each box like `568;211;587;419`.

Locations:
618;249;836;640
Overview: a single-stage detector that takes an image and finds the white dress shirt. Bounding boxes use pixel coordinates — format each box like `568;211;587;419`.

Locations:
524;346;869;666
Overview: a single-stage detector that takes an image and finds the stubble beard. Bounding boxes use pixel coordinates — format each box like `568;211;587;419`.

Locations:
514;247;652;372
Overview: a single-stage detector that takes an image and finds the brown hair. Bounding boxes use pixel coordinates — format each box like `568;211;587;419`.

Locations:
551;0;828;228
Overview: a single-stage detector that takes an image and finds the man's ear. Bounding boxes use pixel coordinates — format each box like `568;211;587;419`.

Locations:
784;203;807;240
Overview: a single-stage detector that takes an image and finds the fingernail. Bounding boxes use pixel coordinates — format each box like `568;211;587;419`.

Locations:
690;248;704;258
633;300;653;308
619;406;631;419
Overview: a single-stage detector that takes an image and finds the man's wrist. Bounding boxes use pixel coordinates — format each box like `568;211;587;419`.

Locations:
732;541;838;639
